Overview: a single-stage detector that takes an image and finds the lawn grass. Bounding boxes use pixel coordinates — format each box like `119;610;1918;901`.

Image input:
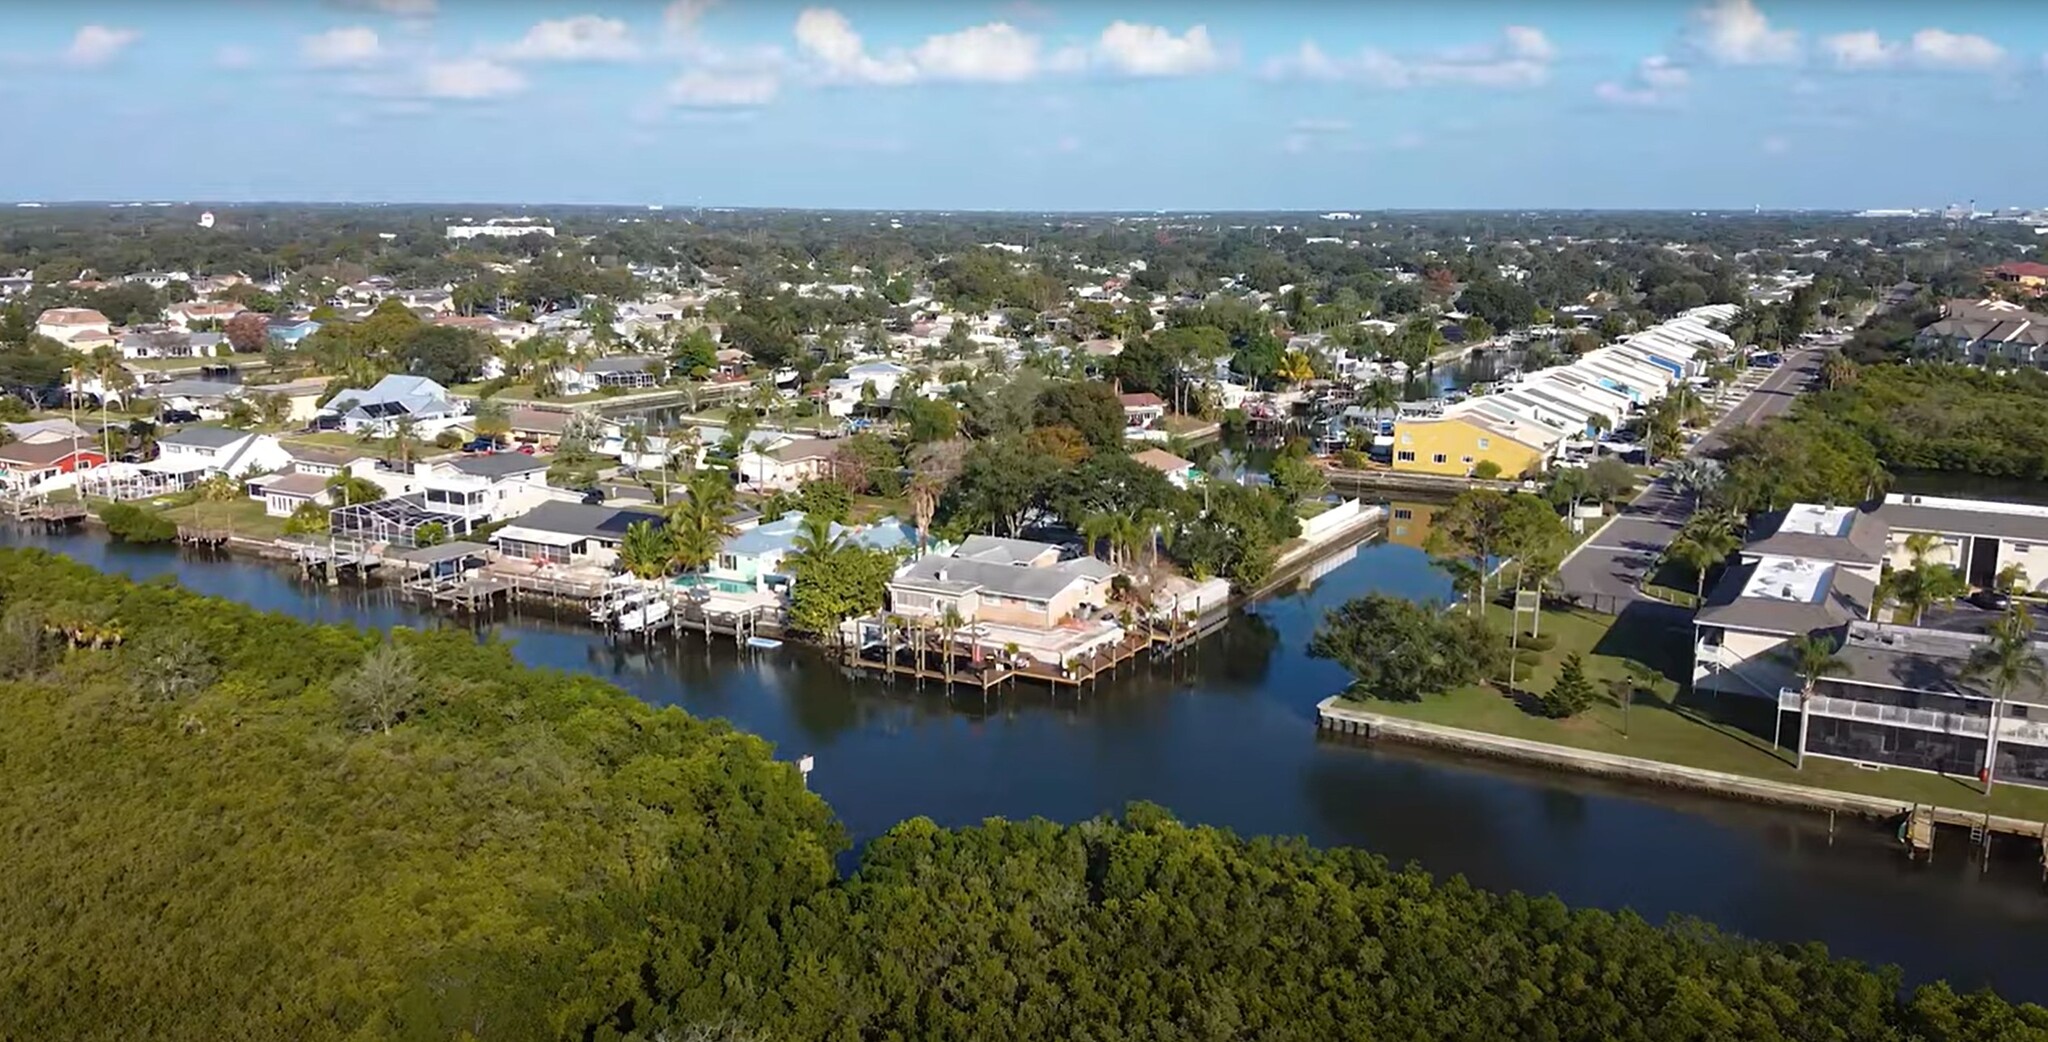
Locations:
158;496;288;541
1351;604;2048;819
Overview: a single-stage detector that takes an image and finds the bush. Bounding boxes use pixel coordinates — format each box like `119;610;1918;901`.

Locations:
1513;649;1545;670
96;502;176;544
1337;449;1370;469
1520;632;1557;652
1472;459;1504;480
432;430;462;449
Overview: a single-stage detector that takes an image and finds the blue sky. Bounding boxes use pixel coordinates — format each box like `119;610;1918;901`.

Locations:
2;0;2043;210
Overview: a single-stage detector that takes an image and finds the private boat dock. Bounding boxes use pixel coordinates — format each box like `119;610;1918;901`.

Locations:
838;610;1224;694
1320;699;2048;873
3;495;89;526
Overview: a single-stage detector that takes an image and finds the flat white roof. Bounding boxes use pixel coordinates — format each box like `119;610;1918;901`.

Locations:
1740;555;1832;604
1884;492;2048;521
1782;503;1856;538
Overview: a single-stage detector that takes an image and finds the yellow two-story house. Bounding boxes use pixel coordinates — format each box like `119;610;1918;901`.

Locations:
1390;406;1559;478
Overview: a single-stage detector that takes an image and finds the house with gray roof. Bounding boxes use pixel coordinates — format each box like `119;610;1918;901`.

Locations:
1915;298;2048;368
888;534;1115;629
1693;552;1874;699
1874;492;2048;593
1783;620;2048;790
319;374;462;436
143;426;291;485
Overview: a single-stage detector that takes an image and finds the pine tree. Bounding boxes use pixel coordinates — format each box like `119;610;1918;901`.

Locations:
1542;653;1597;718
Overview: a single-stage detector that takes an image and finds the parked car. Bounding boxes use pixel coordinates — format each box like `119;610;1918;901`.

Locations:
461;436;502;453
1968;588;2012;612
159;409;200;424
578;488;605;505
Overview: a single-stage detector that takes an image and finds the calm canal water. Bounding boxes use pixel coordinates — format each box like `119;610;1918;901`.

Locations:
8;524;2048;1000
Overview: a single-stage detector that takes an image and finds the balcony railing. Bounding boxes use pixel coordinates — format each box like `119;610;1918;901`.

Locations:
1775;689;2048;747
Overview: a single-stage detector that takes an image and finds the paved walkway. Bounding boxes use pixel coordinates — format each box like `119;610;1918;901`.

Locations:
1556;348;1822;612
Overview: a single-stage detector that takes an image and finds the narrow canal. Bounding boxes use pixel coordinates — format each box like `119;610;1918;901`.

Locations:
8;522;2048;1001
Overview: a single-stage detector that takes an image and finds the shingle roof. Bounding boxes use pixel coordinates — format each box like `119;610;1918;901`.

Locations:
501;502;661;541
447;452;550;479
1695;560;1873;635
159;426;249;449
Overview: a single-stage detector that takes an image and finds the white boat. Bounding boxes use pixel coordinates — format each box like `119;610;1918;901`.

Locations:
745;636;783;650
616;598;672;633
590;586;653;624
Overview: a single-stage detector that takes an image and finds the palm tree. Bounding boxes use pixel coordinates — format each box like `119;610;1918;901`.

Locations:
621;421;652;469
617;520;674;579
789;510;843;571
1964;604;2045;795
1080;512;1120;566
388;415;419;471
1819;351;1859;391
665;474;737;577
472;398;511;444
1664;533;1723;602
1361;378;1399;421
1997;563;2032;596
1779;630;1848;767
86;346;132;460
1903;531;1943;567
909;472;944;550
1897;562;1968;624
1669;457;1725;506
1277;350;1316;388
192;472;238;533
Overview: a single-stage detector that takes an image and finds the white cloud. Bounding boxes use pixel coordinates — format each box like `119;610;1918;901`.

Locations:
910;22;1042;82
1265;26;1554;89
794;8;916;84
418;58;526;99
302;26;383;69
790;9;1227;86
1819;26;2005;71
1594;54;1689;106
666;70;778;107
1687;0;1799;65
1092;22;1223;77
498;16;640;63
64;25;139;68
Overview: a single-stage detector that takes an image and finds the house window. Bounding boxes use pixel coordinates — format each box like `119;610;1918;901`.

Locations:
1477;437;1492;449
1432;453;1448;464
1393;508;1412;520
1461;456;1474;464
1396;451;1416;462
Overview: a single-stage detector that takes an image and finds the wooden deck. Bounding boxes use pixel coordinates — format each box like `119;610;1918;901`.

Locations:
843;626;1166;692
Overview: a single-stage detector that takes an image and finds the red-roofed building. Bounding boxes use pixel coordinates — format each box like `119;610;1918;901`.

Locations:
1119;391;1166;434
1991;262;2048;291
0;439;106;494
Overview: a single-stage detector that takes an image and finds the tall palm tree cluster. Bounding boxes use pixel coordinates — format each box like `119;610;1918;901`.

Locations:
1873;533;1970;625
614;472;740;580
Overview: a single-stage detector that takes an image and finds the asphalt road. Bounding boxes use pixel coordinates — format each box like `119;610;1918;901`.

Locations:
1556;348;1822;611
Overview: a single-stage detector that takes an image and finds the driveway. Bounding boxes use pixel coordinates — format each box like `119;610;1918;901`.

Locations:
1556;348;1821;611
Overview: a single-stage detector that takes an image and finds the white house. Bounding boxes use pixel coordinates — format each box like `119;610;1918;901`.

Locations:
321;375;465;436
412;452;568;525
35;308;115;351
143;427;291;486
736;436;836;491
165;301;246;330
825;360;910;417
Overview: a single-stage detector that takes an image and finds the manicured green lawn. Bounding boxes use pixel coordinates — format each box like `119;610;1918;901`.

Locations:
159;496;288;541
1350;604;2048;818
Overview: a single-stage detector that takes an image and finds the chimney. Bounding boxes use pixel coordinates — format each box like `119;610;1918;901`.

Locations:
936;569;949;582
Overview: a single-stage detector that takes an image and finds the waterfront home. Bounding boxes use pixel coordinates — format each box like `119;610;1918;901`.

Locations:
489;501;663;568
555;355;662;395
255;471;332;518
141;378;247;419
265;317;322;346
412;452;561;526
118;329;223;361
330;493;474;549
1782;620;2048;789
1131;447;1199;489
1119;392;1167;434
320;375;463;436
507;407;569;449
0;439;106;494
143;426;290;486
886;535;1115;630
703;512;932;594
1392;403;1561;477
1692;552;1874;699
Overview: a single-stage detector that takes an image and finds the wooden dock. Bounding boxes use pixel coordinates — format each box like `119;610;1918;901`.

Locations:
177;526;232;549
3;495;89;526
842;625;1167;693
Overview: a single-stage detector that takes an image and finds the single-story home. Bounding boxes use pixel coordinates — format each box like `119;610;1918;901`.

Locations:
0;439;107;494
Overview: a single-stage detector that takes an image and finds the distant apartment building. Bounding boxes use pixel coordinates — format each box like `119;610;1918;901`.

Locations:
1915;299;2048;367
446;218;556;240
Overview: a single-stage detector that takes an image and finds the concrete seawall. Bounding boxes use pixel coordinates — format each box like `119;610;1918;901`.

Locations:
1317;698;2048;842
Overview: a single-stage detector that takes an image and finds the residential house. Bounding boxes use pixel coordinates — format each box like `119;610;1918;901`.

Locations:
0;439;106;494
557;355;662;395
412;452;562;526
143;426;291;486
1131;447;1199;489
121;270;192;290
825;360;910;417
2;418;90;445
265;317;322;346
256;471;333;518
1392;403;1562;477
703;512;930;594
320;375;464;436
141;379;248;419
165;300;245;330
490;501;663;567
1991;262;2048;292
34;308;115;351
253;376;335;424
119;329;224;361
1119;392;1167;435
507;407;570;448
886;535;1116;630
432;313;537;346
738;436;836;491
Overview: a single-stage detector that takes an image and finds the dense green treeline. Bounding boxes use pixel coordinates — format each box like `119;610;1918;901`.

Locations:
2;548;2044;1041
0;549;839;1041
1808;364;2048;480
